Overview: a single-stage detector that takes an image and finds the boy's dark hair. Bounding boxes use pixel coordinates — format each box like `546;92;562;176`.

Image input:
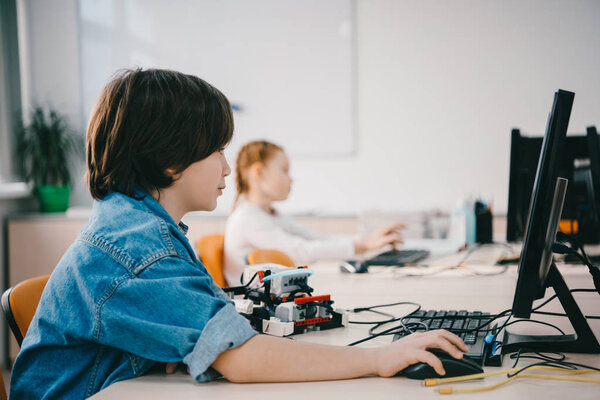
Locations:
86;68;233;200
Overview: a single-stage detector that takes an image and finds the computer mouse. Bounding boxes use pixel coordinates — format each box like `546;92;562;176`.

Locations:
339;260;369;273
401;349;483;380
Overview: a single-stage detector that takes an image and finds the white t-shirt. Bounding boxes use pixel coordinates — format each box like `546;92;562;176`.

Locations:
223;200;355;286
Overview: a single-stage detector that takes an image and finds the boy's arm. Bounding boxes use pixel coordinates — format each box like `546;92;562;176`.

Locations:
212;329;468;383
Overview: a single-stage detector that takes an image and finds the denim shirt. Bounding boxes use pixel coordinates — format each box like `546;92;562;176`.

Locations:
10;190;257;399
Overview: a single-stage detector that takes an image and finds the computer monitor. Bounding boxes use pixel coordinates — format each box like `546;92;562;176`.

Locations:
586;126;600;242
506;130;598;243
503;89;600;354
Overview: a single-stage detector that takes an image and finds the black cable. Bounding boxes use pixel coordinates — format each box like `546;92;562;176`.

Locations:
346;302;425;346
530;288;600;318
508;349;600;377
348;301;421;325
554;233;600;295
223;272;261;293
510;350;567;366
352;301;421;313
532;288;596;311
533;310;600;319
347;323;401;346
501;319;565;335
508;361;574;377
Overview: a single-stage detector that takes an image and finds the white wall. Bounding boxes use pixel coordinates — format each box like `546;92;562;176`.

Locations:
17;0;600;215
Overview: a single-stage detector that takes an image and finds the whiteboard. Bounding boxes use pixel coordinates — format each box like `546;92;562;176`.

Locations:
78;0;356;156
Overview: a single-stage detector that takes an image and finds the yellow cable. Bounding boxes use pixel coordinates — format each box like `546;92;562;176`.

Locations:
438;372;600;394
424;365;595;387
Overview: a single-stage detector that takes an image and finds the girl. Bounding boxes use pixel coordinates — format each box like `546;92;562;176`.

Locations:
10;69;466;399
224;140;405;285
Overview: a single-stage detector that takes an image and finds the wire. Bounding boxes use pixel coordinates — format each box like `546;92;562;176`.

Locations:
533;310;600;319
469;264;510;276
345;302;424;346
424;365;599;388
437;372;600;394
347;323;401;346
509;350;600;374
530;288;600;318
348;301;421;325
426;349;600;394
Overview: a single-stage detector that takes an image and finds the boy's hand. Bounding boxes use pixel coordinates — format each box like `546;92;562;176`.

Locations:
165;362;178;374
165;362;189;374
374;330;469;377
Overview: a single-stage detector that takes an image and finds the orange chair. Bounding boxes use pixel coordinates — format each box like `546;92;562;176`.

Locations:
0;372;6;400
247;249;295;267
196;234;227;287
1;274;51;347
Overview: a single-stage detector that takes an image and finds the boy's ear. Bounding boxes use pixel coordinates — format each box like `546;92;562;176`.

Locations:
165;167;181;179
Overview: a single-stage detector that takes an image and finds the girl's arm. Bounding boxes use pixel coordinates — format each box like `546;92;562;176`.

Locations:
212;329;468;383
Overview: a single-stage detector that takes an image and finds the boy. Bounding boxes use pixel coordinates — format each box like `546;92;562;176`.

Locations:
10;69;467;399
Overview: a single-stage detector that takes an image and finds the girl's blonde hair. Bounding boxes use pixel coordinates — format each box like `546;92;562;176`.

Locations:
234;140;283;207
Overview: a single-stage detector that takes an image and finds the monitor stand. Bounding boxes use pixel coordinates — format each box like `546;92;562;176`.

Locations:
502;262;600;354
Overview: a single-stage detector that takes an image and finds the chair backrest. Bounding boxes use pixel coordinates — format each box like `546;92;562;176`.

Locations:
1;274;51;347
247;249;295;267
196;234;227;287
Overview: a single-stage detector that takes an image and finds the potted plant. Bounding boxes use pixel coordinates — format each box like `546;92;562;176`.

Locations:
17;107;83;213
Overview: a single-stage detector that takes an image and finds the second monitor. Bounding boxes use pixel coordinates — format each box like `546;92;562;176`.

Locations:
507;126;600;244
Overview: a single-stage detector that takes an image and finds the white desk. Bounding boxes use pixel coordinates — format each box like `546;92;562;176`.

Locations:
91;252;600;399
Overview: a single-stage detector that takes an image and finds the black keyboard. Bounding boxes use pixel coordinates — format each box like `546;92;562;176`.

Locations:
392;309;496;365
365;249;430;267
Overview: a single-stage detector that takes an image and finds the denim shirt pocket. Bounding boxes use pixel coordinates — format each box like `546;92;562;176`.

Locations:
127;353;156;376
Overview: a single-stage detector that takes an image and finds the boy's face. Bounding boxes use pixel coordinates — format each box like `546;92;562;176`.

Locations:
170;150;231;212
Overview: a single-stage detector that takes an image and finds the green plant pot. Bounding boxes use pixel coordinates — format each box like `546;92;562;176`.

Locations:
37;185;71;213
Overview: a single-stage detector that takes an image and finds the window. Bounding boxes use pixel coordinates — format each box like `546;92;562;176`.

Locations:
0;0;22;183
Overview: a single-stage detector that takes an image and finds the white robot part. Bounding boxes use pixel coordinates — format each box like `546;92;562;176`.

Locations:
233;299;254;314
262;317;294;337
242;264;312;297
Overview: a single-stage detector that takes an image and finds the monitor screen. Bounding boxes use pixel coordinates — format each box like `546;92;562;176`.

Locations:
587;126;600;242
506;131;594;243
511;89;574;318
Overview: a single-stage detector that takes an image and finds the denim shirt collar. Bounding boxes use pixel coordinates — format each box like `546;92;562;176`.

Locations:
133;186;189;236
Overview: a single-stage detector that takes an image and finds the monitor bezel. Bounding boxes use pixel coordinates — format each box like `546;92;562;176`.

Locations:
511;89;574;318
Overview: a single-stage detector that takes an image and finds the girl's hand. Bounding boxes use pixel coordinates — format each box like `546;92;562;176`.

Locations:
374;330;469;377
354;223;405;254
